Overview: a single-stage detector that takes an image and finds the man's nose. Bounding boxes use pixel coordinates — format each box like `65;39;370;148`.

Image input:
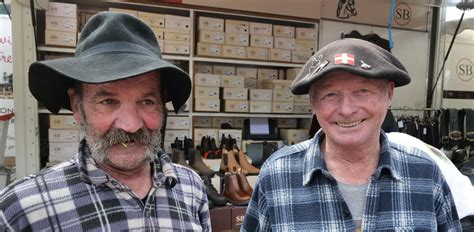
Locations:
338;95;357;115
113;105;144;133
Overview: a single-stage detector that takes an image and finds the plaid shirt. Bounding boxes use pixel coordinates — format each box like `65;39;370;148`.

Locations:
242;130;461;231
0;139;210;231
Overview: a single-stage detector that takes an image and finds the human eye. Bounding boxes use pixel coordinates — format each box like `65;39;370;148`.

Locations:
100;98;117;105
140;99;157;106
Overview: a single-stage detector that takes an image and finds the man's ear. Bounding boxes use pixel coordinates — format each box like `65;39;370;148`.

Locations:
387;81;395;102
67;88;82;123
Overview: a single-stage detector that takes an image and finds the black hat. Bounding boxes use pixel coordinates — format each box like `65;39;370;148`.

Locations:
28;12;191;114
291;38;411;95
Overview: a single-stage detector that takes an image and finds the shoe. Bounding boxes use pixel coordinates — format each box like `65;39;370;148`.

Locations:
235;149;259;175
236;171;253;197
201;175;227;207
171;149;197;174
189;148;215;177
223;173;250;206
220;149;242;173
183;136;193;159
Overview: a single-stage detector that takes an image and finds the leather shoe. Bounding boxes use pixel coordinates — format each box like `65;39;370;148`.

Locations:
220;149;242;173
236;172;253;197
189;148;215;177
223;173;250;206
201;175;227;207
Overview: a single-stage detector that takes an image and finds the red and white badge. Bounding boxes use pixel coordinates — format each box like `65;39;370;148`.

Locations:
334;53;355;66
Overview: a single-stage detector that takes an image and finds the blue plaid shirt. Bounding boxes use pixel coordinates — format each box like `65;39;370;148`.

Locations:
242;130;461;231
0;139;210;231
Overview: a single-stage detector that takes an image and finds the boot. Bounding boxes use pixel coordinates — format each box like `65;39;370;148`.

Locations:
220;149;242;173
236;171;253;197
201;175;227;207
223;173;250;206
189;148;215;177
171;149;197;174
200;136;209;157
232;144;251;175
183;136;193;159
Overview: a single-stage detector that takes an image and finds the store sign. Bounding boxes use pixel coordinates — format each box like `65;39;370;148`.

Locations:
322;0;429;31
456;58;473;82
0;15;14;158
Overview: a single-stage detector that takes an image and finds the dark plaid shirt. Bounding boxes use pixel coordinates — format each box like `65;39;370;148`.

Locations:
0;139;210;231
242;130;461;231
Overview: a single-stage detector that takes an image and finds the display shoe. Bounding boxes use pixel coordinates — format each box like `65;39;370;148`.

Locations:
183;136;193;159
200;136;209;157
231;144;252;175
236;171;253;197
189;148;215;177
220;149;242;173
210;137;221;159
201;175;227;207
223;173;250;206
171;149;197;173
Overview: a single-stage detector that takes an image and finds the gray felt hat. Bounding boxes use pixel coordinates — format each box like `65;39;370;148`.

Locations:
291;38;411;95
29;12;191;114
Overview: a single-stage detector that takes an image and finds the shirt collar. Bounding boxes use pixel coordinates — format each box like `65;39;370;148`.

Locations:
76;139;178;188
302;130;402;186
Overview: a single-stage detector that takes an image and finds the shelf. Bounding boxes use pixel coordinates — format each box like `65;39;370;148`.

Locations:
193;57;304;68
192;112;312;118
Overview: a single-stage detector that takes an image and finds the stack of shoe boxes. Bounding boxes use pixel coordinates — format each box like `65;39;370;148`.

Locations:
163;129;190;154
137;11;165;51
48;115;80;164
224;20;250;59
259;79;294;113
163;15;191;55
45;2;77;47
280;128;310;145
164;116;190;153
295;27;318;62
194;70;221;112
249;22;273;61
197;17;224;57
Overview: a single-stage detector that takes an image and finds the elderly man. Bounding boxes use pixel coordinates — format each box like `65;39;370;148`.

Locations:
0;12;210;231
242;38;461;231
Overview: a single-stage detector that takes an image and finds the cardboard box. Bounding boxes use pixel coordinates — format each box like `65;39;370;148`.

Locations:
150;27;164;40
274;37;296;50
49;142;77;162
225;32;249;46
213;65;236;76
194;63;213;74
249;22;272;35
250;101;272;113
292;51;312;63
212;117;234;128
247;47;269;61
50;115;78;129
164;31;190;42
231;206;248;230
47;2;77;18
272;101;294;113
109;8;137;17
210;206;232;231
273;25;295;38
194;73;221;87
296;27;318;40
198;30;225;44
166;116;190;129
163;141;173;153
194;86;220;99
223;100;249;112
277;118;298;128
244;78;258;89
273;88;294;102
196;43;222;57
45;16;77;32
257;68;279;80
234;118;245;128
194;99;220;112
286;68;302;80
260;80;292;89
165;100;189;112
269;48;292;62
193;117;212;128
250;35;273;48
198;16;224;31
220;75;245;88
164;15;191;31
157;39;164;50
222;87;248;100
138;11;165;28
194;128;219;141
294;94;310;102
279;69;286;80
45;30;76;47
163;40;189;54
164;129;190;142
225;19;250;34
236;67;258;78
293;102;313;114
48;129;80;143
222;45;247;59
280;128;309;141
218;129;243;142
296;39;317;52
249;89;273;101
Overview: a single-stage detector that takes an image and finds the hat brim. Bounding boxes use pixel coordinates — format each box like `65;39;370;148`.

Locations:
29;52;191;114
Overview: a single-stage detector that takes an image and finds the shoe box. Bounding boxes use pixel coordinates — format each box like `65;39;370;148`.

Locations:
210;205;247;231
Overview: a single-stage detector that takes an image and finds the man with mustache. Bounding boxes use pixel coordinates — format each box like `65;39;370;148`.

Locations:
0;12;210;231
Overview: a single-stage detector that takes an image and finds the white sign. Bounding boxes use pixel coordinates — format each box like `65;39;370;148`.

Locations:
0;15;14;158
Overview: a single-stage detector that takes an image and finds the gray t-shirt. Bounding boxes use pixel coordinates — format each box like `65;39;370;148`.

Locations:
337;181;368;231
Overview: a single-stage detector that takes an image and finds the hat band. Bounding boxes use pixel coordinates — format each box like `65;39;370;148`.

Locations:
78;41;160;58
